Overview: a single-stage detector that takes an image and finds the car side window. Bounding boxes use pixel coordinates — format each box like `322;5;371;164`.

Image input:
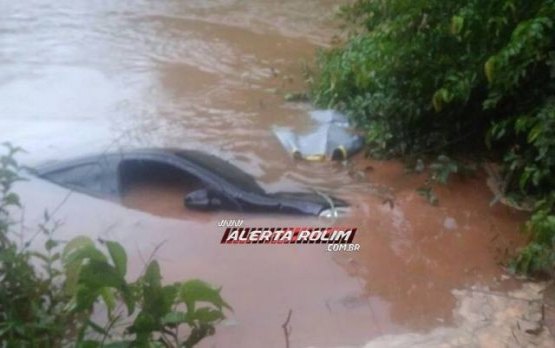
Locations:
47;163;105;193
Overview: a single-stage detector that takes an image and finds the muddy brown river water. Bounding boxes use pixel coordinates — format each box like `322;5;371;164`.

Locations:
0;1;533;347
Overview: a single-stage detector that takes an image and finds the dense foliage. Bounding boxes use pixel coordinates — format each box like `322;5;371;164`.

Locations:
0;145;229;347
310;0;555;274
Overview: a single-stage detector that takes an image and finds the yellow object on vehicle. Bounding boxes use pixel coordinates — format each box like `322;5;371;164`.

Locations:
273;110;363;161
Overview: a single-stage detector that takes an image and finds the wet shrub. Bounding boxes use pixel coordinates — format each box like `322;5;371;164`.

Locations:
310;0;555;275
0;146;230;347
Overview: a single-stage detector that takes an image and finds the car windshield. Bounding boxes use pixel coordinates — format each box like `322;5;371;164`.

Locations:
174;150;265;194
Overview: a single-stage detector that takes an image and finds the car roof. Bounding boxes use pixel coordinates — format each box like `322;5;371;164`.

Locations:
35;148;266;197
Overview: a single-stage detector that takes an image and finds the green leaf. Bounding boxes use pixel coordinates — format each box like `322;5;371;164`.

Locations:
182;324;215;348
63;239;108;295
450;15;464;35
128;311;158;339
179;279;231;313
527;124;542;143
45;239;58;251
519;168;532;190
484;57;495;83
144;261;162;288
161;311;189;326
64;244;107;266
100;287;116;314
432;88;450;112
63;236;96;260
105;241;127;277
137;262;176;322
192;307;225;323
77;259;134;314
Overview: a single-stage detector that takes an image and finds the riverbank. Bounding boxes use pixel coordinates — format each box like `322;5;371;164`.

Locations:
1;0;551;346
357;282;555;348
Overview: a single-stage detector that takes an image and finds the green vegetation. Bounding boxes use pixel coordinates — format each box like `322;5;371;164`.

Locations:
310;0;555;275
0;145;230;347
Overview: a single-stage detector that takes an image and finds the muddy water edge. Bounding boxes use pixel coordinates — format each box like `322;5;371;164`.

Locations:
0;1;537;347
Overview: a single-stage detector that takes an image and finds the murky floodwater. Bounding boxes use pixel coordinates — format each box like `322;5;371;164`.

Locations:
0;1;531;347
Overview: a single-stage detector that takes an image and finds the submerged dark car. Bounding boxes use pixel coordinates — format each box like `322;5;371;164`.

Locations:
35;148;348;216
